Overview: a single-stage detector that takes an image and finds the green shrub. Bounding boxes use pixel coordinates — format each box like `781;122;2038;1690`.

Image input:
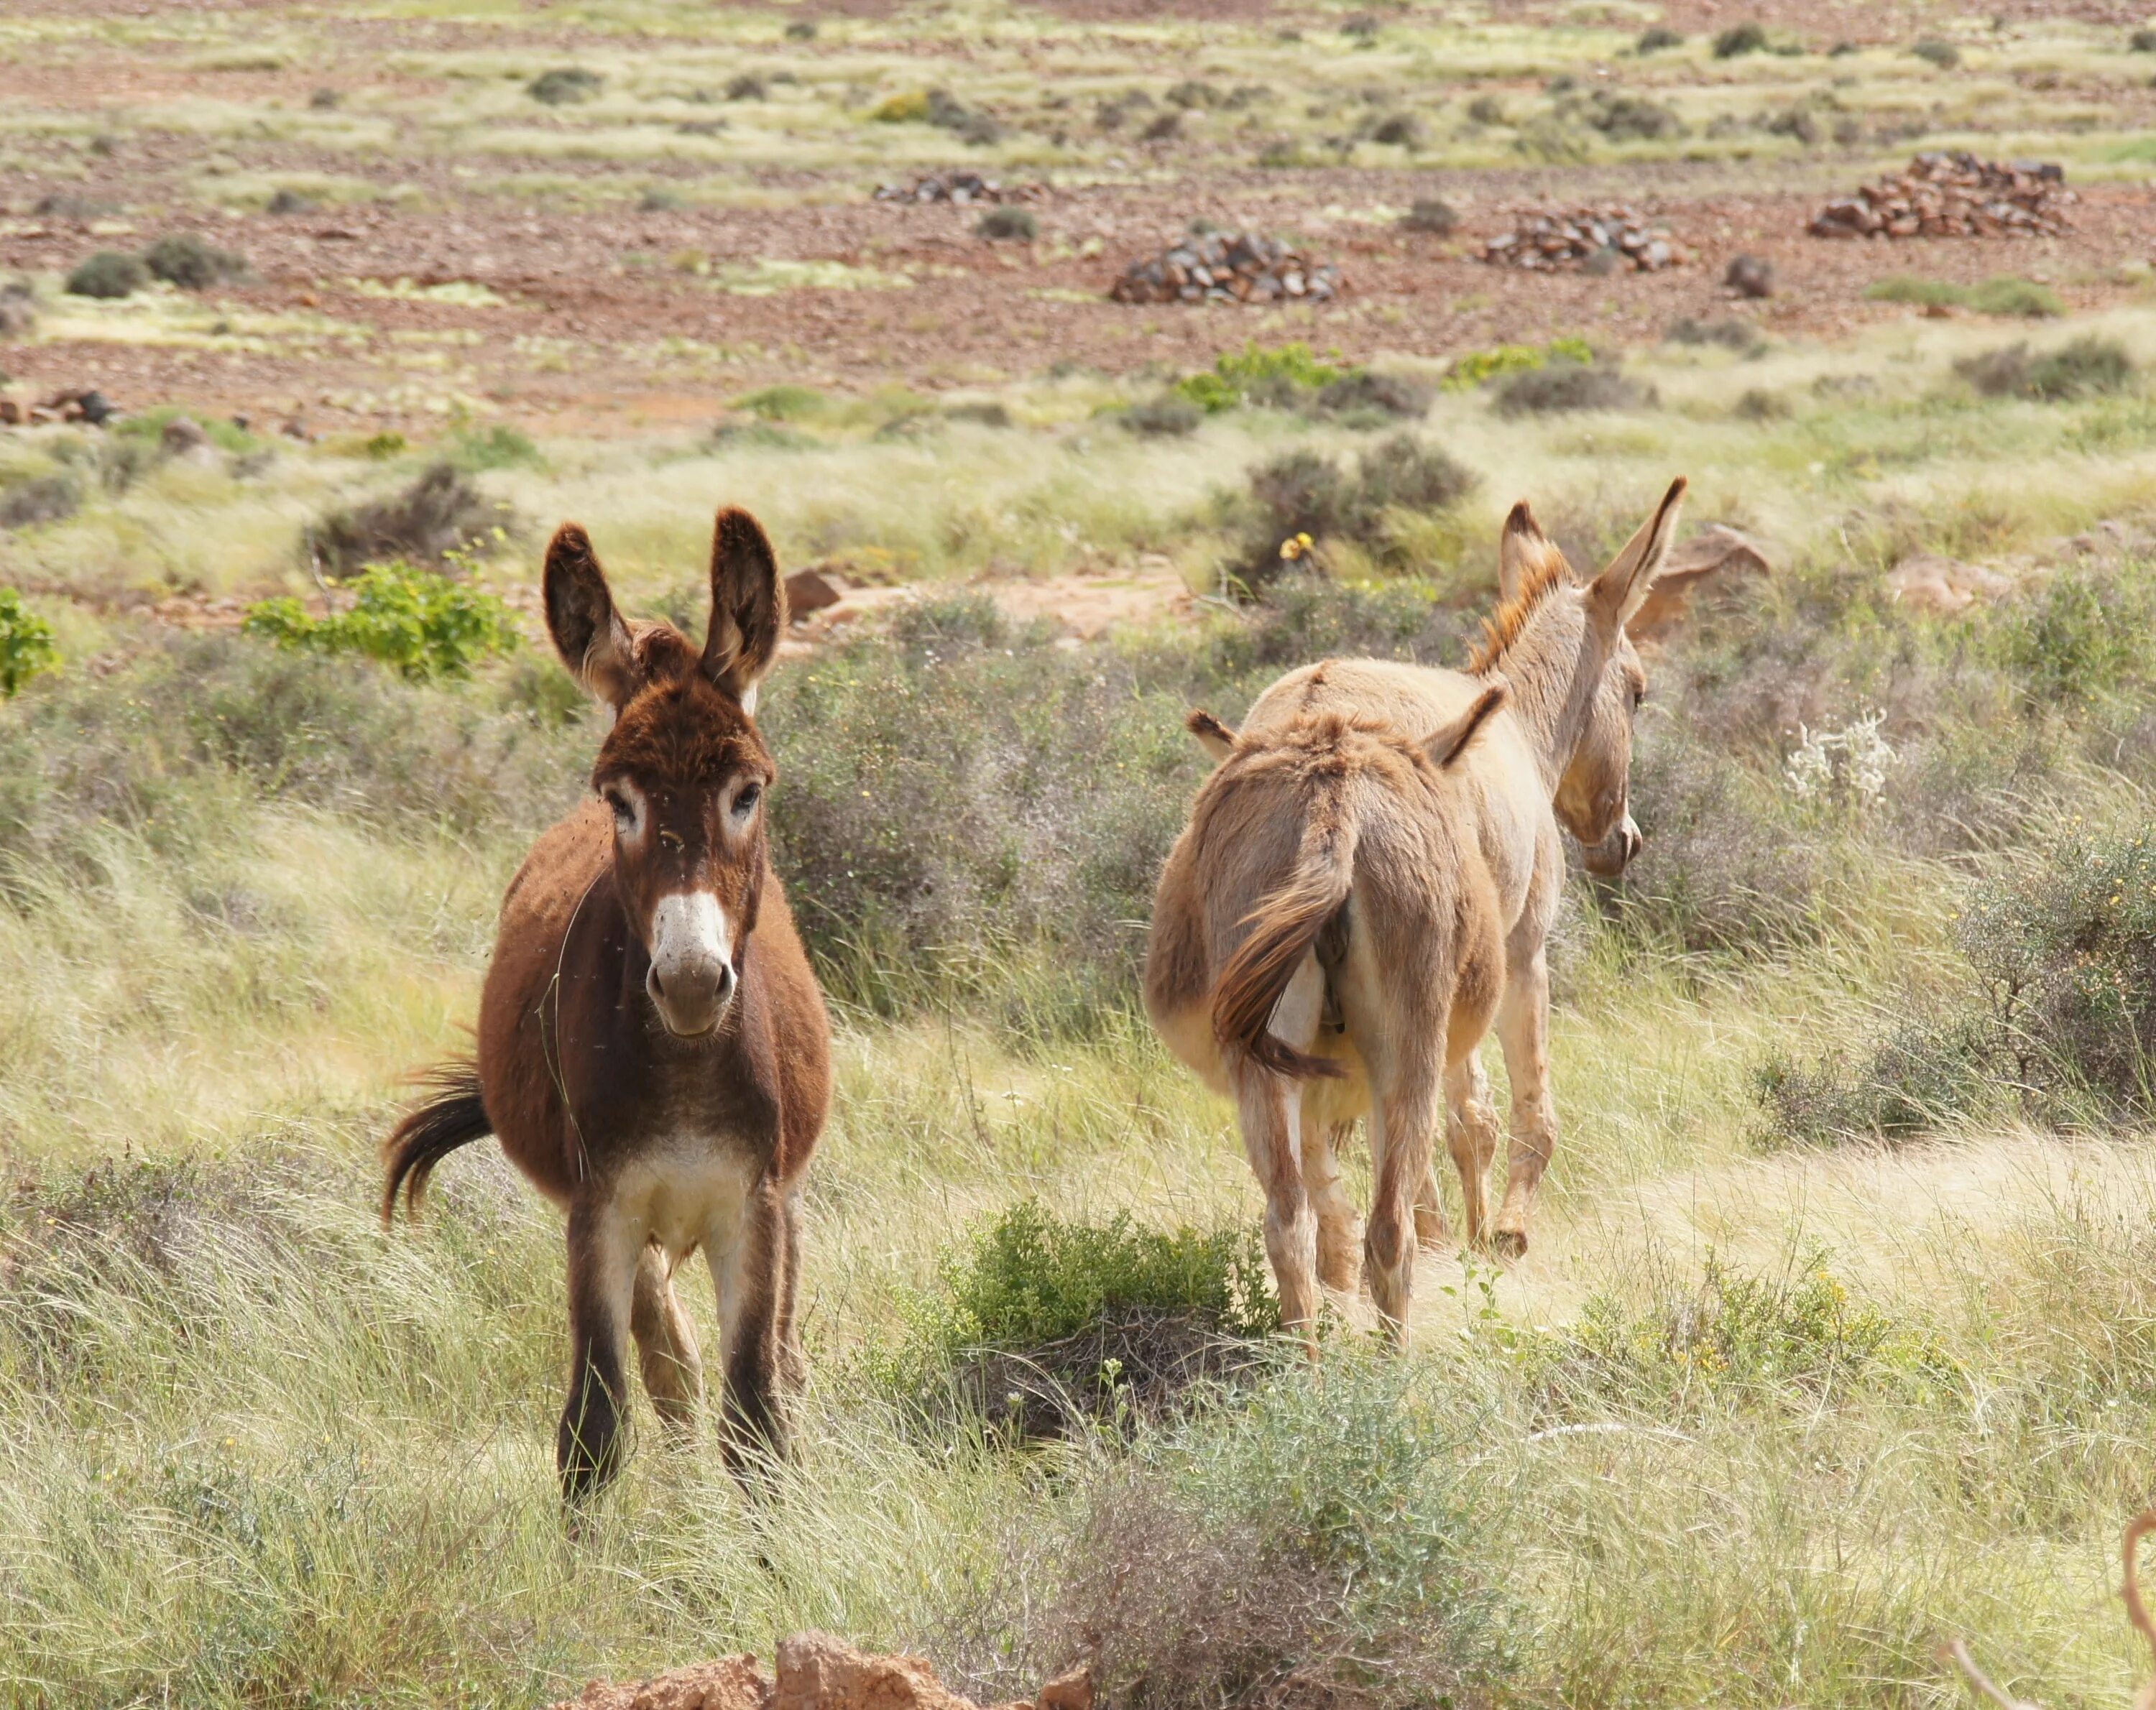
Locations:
2135;27;2156;50
1120;394;1202;437
1991;561;2156;706
241;562;520;680
142;234;247;290
1753;1015;1993;1145
736;382;829;421
875;1200;1279;1436
1713;21;1768;57
527;67;602;104
0;587;58;697
1585;91;1683;141
445;422;541;471
1222;435;1475;592
1636;25;1683;51
1912;36;1961;68
975;205;1037;241
1443;335;1595;390
1173;341;1353;413
1312;369;1434;422
64;251;147;300
1956;337;2135;400
1866;275;2061;317
1556;1250;1955;1409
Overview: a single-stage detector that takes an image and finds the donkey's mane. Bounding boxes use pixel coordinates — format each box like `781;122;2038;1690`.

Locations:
1466;547;1571;675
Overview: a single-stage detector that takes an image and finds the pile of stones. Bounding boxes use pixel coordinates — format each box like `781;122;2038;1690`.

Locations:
1809;152;2072;239
872;172;1044;205
1479;205;1685;272
1110;231;1342;304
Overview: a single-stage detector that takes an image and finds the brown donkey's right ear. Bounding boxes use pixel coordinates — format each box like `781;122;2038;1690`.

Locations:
543;524;637;709
1186;708;1238;764
703;507;786;712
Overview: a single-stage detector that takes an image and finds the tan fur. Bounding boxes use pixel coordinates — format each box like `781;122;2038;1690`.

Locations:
1146;480;1686;1344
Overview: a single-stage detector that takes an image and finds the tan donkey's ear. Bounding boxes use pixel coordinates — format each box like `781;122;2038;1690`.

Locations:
1498;499;1569;601
1588;476;1688;633
1185;708;1238;764
543;524;637;709
703;507;786;711
1426;681;1508;769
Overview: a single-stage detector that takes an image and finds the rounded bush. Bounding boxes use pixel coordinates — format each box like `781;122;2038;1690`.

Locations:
64;251;147;300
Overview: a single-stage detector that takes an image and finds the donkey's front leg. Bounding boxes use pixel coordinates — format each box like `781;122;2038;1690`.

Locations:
1491;947;1557;1261
713;1174;791;1481
560;1195;640;1503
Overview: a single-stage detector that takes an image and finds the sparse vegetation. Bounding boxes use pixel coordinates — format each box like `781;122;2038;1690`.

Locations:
1492;358;1649;415
974;206;1037;241
528;66;604;104
142;233;247;290
1957;336;2137;400
303;463;502;576
1713;21;1769;57
0;586;59;696
242;562;520;680
1866;274;2063;317
63;250;147;299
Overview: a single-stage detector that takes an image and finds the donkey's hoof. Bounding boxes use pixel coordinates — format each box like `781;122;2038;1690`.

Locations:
1492;1228;1528;1261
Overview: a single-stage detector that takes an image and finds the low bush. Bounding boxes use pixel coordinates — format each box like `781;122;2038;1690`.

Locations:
1312;369;1434;422
303;463;502;577
0;473;80;531
1119;394;1202;438
242;563;520;681
1989;560;2156;706
1912;37;1961;68
1866;275;2061;317
975;206;1037;241
1174;341;1352;414
875;1200;1279;1438
64;251;147;300
1956;337;2135;401
930;1359;1516;1709
1713;21;1769;57
445;423;541;471
1753;1015;1994;1145
1666;315;1764;353
0;587;58;697
1220;434;1475;593
1369;112;1424;147
142;234;247;290
1493;359;1648;416
724;73;765;100
527;67;603;104
1444;335;1595;390
1637;24;1683;51
1585;91;1684;140
1400;195;1457;234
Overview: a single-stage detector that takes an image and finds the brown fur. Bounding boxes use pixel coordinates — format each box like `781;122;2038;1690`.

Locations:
1146;481;1686;1342
384;506;831;1503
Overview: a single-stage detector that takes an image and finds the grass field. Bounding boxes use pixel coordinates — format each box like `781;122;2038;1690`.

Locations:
11;1;2156;1706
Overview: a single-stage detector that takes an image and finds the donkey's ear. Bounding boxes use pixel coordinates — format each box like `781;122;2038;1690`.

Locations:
544;524;637;709
702;506;786;711
1588;476;1688;633
1426;680;1508;769
1498;500;1567;601
1186;708;1238;764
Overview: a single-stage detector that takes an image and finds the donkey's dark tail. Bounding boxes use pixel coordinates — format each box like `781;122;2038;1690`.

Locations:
381;1060;492;1225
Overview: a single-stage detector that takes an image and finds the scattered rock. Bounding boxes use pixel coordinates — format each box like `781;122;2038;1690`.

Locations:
159;415;216;461
1884;553;2014;614
1810;152;2072;240
1480;205;1686;272
1723;253;1774;297
783;566;848;616
1110;231;1341;305
1630;524;1772;637
43;387;114;425
874;172;1044;205
548;1635;1091;1710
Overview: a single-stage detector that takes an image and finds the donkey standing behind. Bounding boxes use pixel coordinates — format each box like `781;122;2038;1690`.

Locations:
1145;481;1686;1344
384;507;831;1501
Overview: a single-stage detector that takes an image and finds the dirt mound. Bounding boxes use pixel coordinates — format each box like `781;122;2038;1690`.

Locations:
1480;205;1685;272
1810;151;2073;240
1109;231;1340;305
551;1634;1092;1710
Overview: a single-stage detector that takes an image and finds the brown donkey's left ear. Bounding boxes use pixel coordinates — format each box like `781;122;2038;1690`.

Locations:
702;507;786;710
1588;476;1687;632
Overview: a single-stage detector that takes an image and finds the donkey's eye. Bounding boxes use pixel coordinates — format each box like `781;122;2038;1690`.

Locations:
1632;686;1647;709
734;782;763;818
604;790;632;825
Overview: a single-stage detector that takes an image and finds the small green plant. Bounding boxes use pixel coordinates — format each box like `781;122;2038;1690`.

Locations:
1866;274;2061;317
1912;37;1961;68
142;234;247;290
446;423;540;471
1713;21;1768;57
0;587;58;696
1120;394;1203;437
1442;336;1595;390
736;382;829;421
1173;341;1354;413
975;206;1038;241
363;430;407;459
1636;24;1683;51
64;251;147;300
2134;27;2156;50
527;66;602;104
241;563;519;680
1957;336;2135;401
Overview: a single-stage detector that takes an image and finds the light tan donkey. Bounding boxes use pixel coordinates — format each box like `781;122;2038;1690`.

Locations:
1146;479;1686;1343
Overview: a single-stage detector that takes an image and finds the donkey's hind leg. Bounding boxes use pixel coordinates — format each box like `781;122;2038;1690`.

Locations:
560;1196;640;1503
1491;946;1557;1261
1365;1051;1445;1345
1302;1119;1363;1295
1230;955;1325;1344
630;1240;704;1444
711;1175;791;1482
1442;1051;1502;1251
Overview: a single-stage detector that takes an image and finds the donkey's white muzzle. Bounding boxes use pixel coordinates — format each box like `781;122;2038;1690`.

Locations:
1580;813;1643;877
647;892;736;1037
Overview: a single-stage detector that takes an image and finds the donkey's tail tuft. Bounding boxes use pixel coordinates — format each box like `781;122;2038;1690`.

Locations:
1210;816;1358;1083
381;1060;492;1225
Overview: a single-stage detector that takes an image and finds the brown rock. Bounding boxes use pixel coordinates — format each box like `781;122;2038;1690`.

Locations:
783;567;848;618
1885;553;2013;615
1629;524;1772;638
550;1653;770;1710
774;1632;985;1710
1034;1668;1094;1710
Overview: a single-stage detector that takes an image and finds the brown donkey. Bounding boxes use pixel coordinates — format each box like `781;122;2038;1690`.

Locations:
383;508;831;1501
1146;480;1685;1343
